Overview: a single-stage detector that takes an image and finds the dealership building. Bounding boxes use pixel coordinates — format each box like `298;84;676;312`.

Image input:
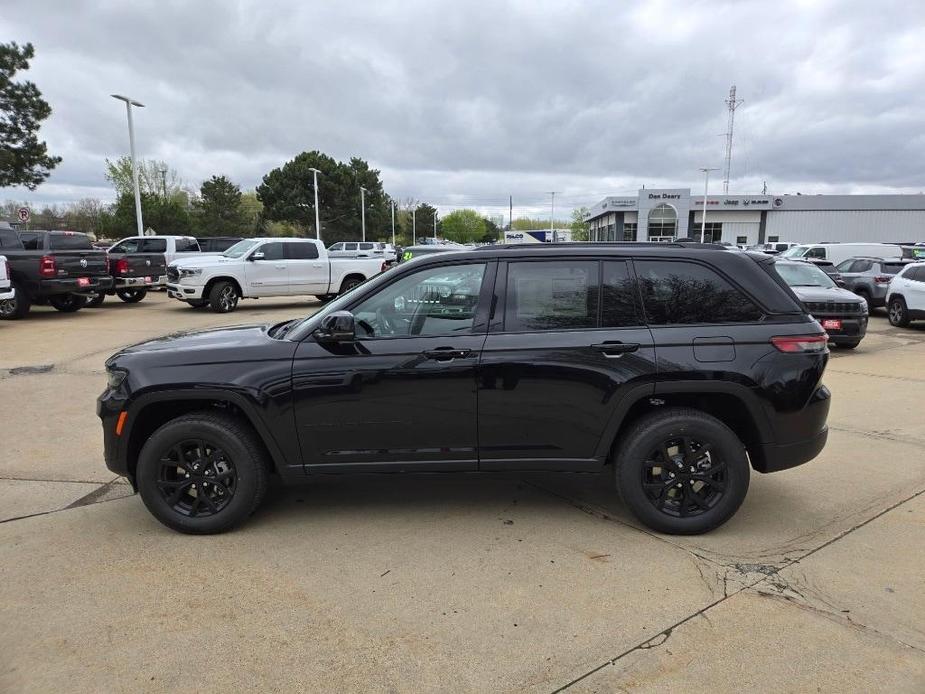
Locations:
586;189;925;246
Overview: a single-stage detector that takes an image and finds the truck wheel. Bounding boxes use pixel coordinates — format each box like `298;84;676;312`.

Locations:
117;288;147;303
87;292;106;307
187;299;208;309
888;297;910;327
614;408;750;535
136;411;270;534
209;281;239;313
0;282;30;320
48;294;87;313
339;276;363;294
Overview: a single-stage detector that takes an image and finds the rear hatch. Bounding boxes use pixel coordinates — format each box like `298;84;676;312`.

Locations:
48;233;109;277
110;253;168;279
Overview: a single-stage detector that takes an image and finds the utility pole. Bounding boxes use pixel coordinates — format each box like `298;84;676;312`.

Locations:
412;207;416;246
722;85;743;195
548;192;558;242
390;200;396;247
509;195;513;235
699;167;720;243
111;94;146;236
433;209;438;242
158;165;167;200
308;167;321;239
359;186;368;242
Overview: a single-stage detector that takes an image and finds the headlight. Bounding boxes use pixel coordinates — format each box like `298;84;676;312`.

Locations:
179;268;202;277
107;369;127;390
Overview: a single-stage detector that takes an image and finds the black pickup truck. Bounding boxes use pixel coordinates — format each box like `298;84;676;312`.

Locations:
0;227;113;319
88;236;169;306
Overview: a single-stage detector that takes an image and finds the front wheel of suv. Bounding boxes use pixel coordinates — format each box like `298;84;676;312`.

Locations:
888;297;910;327
136;412;270;534
614;408;750;535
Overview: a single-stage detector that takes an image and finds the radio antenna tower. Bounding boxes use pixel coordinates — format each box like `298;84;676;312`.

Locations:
722;85;743;194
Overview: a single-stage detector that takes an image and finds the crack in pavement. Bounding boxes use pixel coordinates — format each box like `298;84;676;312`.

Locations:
0;478;134;525
551;485;925;691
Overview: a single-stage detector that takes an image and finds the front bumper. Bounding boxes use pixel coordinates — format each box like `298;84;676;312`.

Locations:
40;276;114;296
0;286;13;301
97;391;133;485
166;282;205;300
815;315;868;343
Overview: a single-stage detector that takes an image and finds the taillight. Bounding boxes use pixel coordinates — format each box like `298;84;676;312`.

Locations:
771;334;829;353
873;275;891;284
104;255;110;273
39;255;56;277
115;258;130;274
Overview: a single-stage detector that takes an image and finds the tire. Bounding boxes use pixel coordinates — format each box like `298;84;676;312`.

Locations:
117;288;147;303
187;299;208;309
888;297;910;327
136;411;270;534
614;408;750;535
838;339;862;350
209;281;239;313
339;276;363;294
48;293;87;313
86;292;106;307
0;282;31;320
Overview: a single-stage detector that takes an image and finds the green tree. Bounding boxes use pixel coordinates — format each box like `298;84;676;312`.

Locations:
194;175;249;236
570;206;590;241
441;209;486;243
481;216;501;243
0;42;61;189
257;151;390;243
107;192;191;237
239;191;263;236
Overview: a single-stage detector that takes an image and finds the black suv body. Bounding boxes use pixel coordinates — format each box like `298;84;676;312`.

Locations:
99;244;831;535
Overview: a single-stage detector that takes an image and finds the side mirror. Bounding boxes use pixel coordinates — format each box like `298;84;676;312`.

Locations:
250;251;265;261
836;279;847;288
314;311;356;343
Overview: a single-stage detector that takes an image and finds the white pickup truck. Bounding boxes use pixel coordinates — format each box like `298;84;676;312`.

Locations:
166;237;387;312
0;255;14;304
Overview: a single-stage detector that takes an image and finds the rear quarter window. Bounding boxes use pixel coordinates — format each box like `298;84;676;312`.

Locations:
49;233;92;250
636;260;763;325
175;237;201;252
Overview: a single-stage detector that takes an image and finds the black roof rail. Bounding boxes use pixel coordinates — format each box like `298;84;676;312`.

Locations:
474;242;729;251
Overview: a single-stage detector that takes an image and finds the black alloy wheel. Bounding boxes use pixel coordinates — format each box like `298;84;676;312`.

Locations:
156;439;237;518
614;408;749;535
0;282;30;319
87;292;106;307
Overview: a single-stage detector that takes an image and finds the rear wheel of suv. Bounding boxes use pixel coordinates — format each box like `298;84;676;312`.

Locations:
614;408;750;535
86;292;106;307
48;293;87;313
117;288;147;303
0;282;30;320
888;297;910;327
209;281;239;313
136;412;270;534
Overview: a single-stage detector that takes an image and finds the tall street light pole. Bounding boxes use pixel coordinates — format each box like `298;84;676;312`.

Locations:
548;191;558;242
308;167;321;240
433;210;438;242
359;186;368;242
390;201;396;247
698;167;720;243
111;94;145;236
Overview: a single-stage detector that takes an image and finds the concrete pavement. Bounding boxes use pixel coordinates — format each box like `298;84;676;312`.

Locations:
1;294;923;692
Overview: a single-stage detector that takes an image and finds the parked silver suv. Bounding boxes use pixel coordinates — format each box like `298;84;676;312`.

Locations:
836;257;914;308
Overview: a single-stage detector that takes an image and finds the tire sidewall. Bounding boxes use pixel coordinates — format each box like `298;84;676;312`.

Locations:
209;281;238;313
49;293;86;312
117;288;147;303
616;412;750;535
137;417;262;534
0;282;29;319
889;298;907;326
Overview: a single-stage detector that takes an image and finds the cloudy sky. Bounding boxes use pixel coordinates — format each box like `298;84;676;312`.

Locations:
3;0;925;218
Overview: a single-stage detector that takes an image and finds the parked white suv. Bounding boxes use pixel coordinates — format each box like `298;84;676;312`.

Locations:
166;237;386;312
0;255;14;303
886;261;925;327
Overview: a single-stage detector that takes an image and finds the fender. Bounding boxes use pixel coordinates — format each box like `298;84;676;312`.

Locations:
592;382;657;460
651;379;773;442
122;386;305;483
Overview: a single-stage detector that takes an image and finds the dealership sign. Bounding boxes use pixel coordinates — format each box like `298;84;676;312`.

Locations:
693;197;772;207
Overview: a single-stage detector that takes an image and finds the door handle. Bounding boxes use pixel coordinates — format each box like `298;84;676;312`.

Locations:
423;347;473;362
591;341;640;358
275;264;286;270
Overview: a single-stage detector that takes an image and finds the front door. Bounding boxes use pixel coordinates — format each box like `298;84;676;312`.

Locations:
292;260;494;472
244;242;289;295
478;259;657;470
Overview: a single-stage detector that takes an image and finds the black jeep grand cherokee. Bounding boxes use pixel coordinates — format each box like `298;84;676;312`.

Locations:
99;243;830;535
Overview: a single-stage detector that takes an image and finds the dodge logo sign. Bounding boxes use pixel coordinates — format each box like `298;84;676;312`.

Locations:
79;258;88;268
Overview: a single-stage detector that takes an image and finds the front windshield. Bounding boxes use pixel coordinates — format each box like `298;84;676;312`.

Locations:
775;262;836;288
780;245;808;258
223;239;259;258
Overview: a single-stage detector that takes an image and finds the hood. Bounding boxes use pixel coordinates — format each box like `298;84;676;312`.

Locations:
106;324;274;367
170;254;238;269
789;285;865;304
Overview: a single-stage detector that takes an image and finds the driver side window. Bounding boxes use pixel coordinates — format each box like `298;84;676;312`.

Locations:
352;263;487;338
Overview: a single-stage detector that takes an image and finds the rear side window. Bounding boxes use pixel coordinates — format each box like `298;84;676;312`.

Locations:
359;243;375;251
19;232;42;250
602;261;641;327
142;238;167;253
49;234;92;250
910;266;925;282
175;237;200;253
0;228;21;249
505;260;598;332
636;260;763;325
286;242;319;259
344;243;358;251
849;260;872;273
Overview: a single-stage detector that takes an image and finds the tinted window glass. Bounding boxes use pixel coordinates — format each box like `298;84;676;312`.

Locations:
836;259;854;272
142;238;167;253
505;261;598;332
359;243;374;250
851;260;872;273
804;247;826;259
49;234;91;250
328;243;343;251
257;242;284;260
881;262;907;275
637;260;763;324
286;242;319;259
344;243;357;251
111;238;141;254
353;263;486;337
602;261;641;327
0;229;21;249
910;266;925;282
175;237;200;252
19;232;42;250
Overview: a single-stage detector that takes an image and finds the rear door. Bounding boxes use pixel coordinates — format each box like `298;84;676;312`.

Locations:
243;241;288;295
477;258;657;470
285;241;328;295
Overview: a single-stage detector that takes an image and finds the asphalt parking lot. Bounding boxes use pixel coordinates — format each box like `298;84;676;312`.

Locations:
1;293;924;693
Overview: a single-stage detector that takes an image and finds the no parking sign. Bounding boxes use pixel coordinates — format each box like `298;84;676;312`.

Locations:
17;207;31;223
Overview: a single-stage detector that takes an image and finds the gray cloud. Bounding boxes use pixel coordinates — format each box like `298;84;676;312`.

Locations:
3;0;925;217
